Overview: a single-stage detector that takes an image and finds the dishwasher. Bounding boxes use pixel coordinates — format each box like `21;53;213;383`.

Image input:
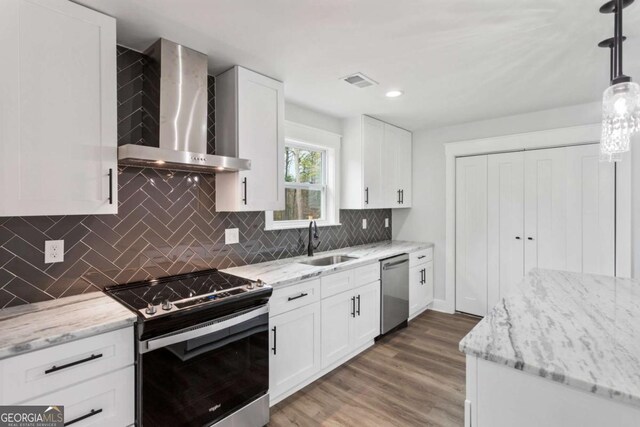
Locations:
380;254;410;335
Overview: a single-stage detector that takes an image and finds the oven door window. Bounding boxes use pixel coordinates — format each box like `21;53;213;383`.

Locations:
142;313;269;427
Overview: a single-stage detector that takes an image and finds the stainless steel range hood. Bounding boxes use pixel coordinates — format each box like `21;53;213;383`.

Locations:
118;39;250;173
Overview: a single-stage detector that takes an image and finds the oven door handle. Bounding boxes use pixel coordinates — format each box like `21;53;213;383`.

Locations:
141;305;268;354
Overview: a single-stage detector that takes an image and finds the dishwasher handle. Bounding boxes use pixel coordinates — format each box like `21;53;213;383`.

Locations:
382;259;409;270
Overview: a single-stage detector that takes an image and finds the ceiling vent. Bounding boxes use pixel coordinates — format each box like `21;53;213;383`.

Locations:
341;72;378;88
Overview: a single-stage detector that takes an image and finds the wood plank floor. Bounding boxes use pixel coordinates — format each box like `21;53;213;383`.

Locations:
270;310;480;427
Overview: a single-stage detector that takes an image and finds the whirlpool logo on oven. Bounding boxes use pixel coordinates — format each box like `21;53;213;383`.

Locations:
209;404;222;413
0;405;64;427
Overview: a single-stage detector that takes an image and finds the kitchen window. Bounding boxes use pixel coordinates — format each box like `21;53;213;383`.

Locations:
266;122;341;230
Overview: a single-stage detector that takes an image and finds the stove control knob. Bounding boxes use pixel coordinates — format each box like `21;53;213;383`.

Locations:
145;304;157;315
256;279;265;288
246;282;255;290
162;300;173;311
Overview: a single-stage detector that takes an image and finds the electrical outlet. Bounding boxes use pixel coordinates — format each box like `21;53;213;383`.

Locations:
362;219;367;230
385;218;389;228
225;228;240;244
44;240;64;264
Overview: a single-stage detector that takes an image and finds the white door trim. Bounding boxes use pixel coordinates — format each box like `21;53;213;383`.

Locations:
443;123;631;314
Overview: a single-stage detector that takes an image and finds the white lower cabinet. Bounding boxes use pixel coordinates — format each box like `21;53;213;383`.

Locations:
0;326;135;426
409;248;434;319
269;302;321;400
269;263;383;405
321;281;380;369
23;366;134;427
351;281;381;350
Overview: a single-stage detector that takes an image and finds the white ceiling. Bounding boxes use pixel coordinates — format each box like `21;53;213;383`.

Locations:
76;0;640;130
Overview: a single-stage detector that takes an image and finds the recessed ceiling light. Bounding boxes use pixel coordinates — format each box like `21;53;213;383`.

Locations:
385;90;403;98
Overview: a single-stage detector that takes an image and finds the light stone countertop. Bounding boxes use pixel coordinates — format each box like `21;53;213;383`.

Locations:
459;268;640;408
222;240;433;289
0;292;136;360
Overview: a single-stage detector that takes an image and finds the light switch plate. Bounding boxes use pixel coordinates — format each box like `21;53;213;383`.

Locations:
44;240;64;264
385;218;389;228
225;228;240;244
362;219;367;230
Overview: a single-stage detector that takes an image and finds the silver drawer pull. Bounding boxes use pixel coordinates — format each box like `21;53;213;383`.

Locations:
288;292;308;301
417;255;426;259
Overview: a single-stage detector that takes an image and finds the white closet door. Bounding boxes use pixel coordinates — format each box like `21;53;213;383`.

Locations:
565;144;615;275
524;148;568;274
488;152;524;307
456;155;488;316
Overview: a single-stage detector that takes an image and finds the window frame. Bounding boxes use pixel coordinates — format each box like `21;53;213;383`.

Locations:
265;121;341;231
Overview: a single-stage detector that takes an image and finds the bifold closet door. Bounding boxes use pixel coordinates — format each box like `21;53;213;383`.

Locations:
455;155;488;316
487;152;524;308
524;148;568;274
565;144;615;275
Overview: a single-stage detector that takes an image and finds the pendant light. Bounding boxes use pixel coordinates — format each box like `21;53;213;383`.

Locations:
599;0;640;162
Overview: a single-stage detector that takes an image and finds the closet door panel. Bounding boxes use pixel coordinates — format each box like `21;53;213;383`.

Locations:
565;145;615;276
524;148;567;274
455;155;488;316
488;152;524;307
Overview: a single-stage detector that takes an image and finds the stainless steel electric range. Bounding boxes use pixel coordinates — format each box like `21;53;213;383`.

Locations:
105;269;272;427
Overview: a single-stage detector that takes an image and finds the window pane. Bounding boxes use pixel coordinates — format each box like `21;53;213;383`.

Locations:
273;188;323;221
284;146;324;184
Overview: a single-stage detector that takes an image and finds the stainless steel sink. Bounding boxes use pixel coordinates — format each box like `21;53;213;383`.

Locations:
299;255;358;267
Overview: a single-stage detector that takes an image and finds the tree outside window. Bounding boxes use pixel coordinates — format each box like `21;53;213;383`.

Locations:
273;145;326;222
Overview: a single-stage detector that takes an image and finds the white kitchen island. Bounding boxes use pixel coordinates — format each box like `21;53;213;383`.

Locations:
459;269;640;427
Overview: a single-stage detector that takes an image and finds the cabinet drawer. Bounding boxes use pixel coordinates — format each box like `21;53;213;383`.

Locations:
321;270;355;299
1;327;134;404
270;279;320;316
410;248;433;267
353;263;380;287
23;366;135;427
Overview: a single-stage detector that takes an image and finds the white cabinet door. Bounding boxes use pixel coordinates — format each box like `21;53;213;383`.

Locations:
0;0;117;216
524;148;567;274
362;116;384;208
396;127;412;207
381;123;412;208
565;144;615;276
409;262;433;317
321;291;353;368
422;260;434;307
409;265;423;316
351;281;381;348
270;302;321;400
487;152;525;307
456;155;488;316
215;66;284;212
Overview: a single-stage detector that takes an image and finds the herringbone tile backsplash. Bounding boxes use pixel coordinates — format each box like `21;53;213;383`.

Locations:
0;47;391;308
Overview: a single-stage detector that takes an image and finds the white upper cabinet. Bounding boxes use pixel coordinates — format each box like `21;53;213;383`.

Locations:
215;66;285;212
342;115;412;209
0;0;117;216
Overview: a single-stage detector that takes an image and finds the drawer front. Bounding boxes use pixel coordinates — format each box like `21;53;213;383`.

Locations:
321;270;355;299
410;248;433;267
23;366;135;427
270;279;321;316
1;327;134;404
353;263;380;287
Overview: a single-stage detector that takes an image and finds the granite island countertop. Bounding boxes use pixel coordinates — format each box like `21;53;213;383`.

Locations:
0;292;136;360
222;240;433;289
459;268;640;408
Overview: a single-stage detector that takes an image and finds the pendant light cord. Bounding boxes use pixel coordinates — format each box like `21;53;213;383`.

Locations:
615;0;624;79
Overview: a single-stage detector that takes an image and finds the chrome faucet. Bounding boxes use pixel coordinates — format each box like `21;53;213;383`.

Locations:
308;220;320;256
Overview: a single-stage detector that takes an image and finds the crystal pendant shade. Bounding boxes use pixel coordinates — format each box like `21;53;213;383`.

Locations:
600;81;640;161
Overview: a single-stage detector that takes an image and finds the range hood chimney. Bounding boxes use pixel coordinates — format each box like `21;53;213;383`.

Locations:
118;39;250;173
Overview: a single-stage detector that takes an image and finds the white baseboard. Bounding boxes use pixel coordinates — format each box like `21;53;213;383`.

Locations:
430;298;455;314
